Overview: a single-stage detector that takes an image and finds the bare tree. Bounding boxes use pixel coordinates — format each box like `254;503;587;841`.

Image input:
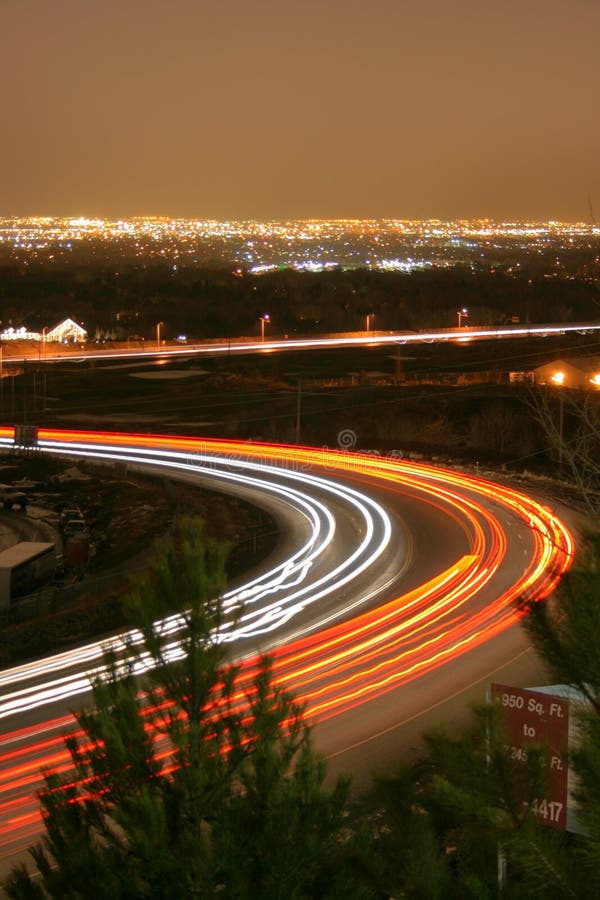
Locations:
527;386;600;513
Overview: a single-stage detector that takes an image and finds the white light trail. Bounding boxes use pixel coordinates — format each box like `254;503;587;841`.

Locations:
0;437;393;720
9;320;600;366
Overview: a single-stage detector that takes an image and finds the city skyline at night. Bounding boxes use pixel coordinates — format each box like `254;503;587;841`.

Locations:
1;215;599;274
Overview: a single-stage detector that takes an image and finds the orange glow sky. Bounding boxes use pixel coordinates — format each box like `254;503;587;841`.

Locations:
2;0;599;222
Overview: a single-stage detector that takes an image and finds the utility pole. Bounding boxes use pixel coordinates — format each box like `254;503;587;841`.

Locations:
23;359;27;425
295;378;301;444
558;391;564;477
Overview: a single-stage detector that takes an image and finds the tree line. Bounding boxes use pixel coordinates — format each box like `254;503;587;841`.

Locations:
1;263;599;340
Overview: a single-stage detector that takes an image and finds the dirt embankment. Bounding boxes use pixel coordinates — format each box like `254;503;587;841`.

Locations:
0;453;275;667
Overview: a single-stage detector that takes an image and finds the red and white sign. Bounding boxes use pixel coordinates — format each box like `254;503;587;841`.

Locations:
492;683;570;830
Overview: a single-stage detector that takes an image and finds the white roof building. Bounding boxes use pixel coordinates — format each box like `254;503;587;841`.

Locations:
45;318;87;343
0;318;88;343
0;326;41;341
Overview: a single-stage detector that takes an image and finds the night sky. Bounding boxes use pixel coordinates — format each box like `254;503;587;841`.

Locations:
2;0;599;221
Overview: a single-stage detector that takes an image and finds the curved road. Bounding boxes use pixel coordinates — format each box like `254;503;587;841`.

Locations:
0;427;574;863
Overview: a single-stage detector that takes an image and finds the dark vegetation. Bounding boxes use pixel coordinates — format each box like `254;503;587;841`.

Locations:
1;262;599;339
0;454;276;667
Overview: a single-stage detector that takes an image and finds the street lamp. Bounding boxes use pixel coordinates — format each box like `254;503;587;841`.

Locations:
457;308;469;327
156;321;164;350
260;314;270;342
548;373;565;475
38;327;46;361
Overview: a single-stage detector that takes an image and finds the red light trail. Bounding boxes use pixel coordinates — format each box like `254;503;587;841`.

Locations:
0;428;574;858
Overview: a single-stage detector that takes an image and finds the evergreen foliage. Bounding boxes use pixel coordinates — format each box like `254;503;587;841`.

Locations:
5;518;360;899
10;518;600;898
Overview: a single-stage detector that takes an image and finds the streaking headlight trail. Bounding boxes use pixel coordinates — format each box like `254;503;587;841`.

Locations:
0;428;574;854
0;433;394;718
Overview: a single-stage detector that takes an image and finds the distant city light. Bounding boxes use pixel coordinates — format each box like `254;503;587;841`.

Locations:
0;216;597;275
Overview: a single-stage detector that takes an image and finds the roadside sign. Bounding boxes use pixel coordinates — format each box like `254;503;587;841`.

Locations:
492;683;569;830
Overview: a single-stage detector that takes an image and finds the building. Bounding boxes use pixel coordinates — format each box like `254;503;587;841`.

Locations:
0;542;56;608
44;318;87;343
0;318;88;343
534;357;600;390
0;326;41;341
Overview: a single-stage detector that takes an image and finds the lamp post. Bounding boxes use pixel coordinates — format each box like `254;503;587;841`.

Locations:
550;373;565;476
260;314;270;342
457;308;469;327
38;327;46;361
156;321;164;350
295;378;301;445
366;313;374;332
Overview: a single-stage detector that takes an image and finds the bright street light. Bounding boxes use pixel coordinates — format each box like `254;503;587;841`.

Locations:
457;308;469;327
260;314;270;342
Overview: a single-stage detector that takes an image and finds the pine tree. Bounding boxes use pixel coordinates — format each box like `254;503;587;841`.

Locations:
5;518;363;899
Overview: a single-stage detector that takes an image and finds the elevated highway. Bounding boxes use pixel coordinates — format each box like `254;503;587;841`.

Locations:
1;321;599;367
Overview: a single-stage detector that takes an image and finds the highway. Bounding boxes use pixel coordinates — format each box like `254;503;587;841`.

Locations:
2;320;600;367
0;427;574;863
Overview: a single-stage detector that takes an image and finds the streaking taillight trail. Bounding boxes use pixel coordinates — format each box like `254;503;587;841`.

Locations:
0;428;574;853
